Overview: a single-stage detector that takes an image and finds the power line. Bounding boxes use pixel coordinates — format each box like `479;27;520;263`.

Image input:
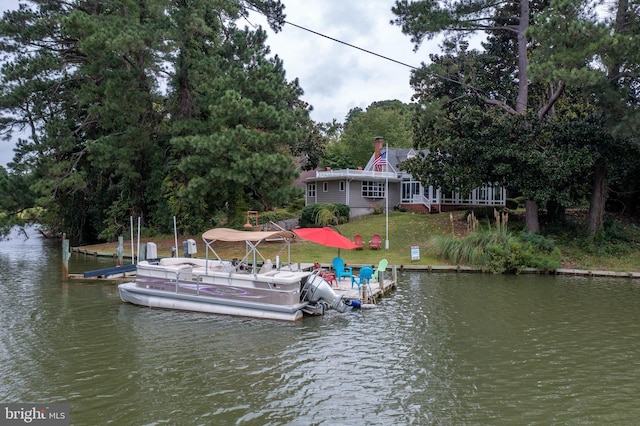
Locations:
241;4;417;70
281;20;420;71
244;5;502;100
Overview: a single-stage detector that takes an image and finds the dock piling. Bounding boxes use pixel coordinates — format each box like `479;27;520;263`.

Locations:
117;236;123;266
62;233;70;281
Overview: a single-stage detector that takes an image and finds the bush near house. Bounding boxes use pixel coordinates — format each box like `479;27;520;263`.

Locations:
299;203;350;227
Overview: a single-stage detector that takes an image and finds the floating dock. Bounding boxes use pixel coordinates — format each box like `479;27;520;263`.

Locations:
82;264;137;279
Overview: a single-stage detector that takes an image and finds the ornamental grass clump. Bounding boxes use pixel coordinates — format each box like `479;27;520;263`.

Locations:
431;209;561;274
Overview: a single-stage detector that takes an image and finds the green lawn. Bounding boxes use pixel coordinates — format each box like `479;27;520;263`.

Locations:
77;210;640;272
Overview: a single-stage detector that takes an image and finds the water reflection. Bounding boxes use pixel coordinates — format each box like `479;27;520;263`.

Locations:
1;228;640;425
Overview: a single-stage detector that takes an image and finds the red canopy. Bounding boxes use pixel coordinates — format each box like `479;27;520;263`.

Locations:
293;227;359;250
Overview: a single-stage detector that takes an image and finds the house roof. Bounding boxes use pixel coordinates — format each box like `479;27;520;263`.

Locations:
294;169;317;188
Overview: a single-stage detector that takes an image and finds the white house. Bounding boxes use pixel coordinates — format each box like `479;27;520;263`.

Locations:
304;137;507;217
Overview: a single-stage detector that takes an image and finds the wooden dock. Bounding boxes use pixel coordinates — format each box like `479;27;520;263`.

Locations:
330;266;398;305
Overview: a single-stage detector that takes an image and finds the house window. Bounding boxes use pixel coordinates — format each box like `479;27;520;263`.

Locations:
323;182;328;192
477;187;487;201
339;181;345;192
307;183;316;198
402;181;421;202
362;181;386;198
492;183;503;201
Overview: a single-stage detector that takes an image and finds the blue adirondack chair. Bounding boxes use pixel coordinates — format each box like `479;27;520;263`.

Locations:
332;257;353;283
352;266;374;290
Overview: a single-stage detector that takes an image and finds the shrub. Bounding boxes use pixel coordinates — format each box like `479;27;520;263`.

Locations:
286;198;306;214
333;203;350;223
518;231;557;253
299;204;323;227
431;226;561;274
506;198;520;210
299;203;351;227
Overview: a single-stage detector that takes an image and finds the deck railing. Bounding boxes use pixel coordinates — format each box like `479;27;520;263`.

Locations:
401;184;506;208
401;193;433;210
315;169;397;179
440;185;506;206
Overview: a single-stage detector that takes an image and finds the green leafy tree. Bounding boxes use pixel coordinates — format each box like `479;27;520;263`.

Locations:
392;0;567;233
327;101;413;168
65;0;170;240
294;120;326;171
1;0;311;241
401;50;603;221
0;164;36;226
165;0;308;231
405;44;638;241
528;0;640;236
0;1;92;240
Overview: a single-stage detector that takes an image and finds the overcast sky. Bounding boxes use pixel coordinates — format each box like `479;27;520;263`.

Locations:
246;1;437;123
0;0;442;167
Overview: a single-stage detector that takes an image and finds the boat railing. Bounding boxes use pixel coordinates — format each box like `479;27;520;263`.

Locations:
164;269;202;295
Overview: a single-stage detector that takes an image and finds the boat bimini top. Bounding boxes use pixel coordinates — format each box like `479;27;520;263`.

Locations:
201;228;297;272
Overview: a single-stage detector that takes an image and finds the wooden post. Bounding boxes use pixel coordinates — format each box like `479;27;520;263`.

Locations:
392;265;398;287
61;233;70;281
117;236;123;266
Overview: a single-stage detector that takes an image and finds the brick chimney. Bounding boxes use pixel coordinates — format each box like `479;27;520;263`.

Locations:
374;136;383;160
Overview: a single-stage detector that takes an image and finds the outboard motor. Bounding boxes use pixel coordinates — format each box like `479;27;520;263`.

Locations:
302;273;350;313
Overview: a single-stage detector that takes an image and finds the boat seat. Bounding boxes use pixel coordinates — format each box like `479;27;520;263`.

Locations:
192;264;234;275
258;259;273;274
206;260;228;269
208;264;226;272
159;264;192;274
159;258;199;267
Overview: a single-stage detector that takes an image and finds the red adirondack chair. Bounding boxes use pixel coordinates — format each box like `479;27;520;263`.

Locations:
353;234;364;250
368;233;381;250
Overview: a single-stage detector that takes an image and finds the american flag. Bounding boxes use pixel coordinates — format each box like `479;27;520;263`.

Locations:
373;151;387;170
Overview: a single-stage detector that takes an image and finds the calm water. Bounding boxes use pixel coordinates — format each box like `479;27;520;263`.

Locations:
2;226;640;425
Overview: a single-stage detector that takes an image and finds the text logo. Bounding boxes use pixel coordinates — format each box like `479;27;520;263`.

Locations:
1;404;69;425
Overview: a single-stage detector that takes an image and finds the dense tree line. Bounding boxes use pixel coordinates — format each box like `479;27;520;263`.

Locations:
0;0;309;242
2;0;638;244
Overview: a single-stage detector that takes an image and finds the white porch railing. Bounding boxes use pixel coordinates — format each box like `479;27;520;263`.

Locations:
440;185;506;206
414;194;432;210
401;184;438;210
316;169;397;179
401;184;506;209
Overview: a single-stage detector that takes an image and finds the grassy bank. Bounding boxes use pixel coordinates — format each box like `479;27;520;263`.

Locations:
75;210;640;272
